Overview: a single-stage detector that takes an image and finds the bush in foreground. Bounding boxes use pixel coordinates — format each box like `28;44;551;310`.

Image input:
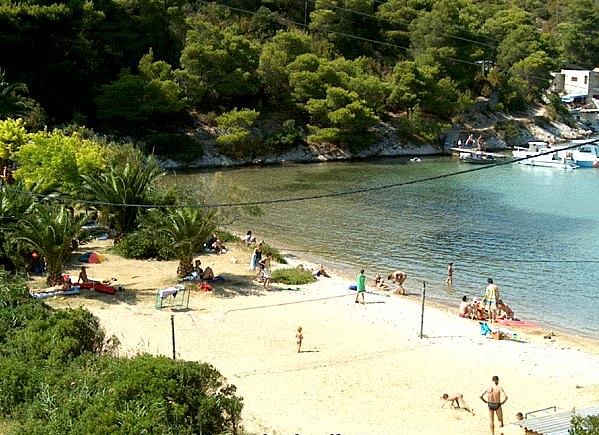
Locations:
0;271;245;435
272;267;316;285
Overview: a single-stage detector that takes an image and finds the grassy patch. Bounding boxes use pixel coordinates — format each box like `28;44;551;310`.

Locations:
272;267;316;285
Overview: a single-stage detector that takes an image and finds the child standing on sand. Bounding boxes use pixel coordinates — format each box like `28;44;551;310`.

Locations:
296;326;303;353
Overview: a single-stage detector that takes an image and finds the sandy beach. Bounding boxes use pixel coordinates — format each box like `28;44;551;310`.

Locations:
38;238;599;435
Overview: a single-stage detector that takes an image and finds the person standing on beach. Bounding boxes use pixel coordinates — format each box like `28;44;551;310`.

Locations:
259;252;273;290
446;262;453;287
355;269;366;304
480;375;508;435
250;242;263;279
483;278;500;323
296;326;303;353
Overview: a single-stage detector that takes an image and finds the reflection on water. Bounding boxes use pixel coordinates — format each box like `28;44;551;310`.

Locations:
169;157;599;337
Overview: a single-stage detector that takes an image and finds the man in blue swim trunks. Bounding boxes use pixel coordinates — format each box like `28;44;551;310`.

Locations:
480;375;508;434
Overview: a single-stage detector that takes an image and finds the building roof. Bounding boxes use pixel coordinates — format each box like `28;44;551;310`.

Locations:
512;405;599;435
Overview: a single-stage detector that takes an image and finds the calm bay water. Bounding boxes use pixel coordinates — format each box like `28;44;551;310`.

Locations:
170;156;599;338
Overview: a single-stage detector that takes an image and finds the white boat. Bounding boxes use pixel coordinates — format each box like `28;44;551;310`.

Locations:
557;140;599;168
512;141;579;170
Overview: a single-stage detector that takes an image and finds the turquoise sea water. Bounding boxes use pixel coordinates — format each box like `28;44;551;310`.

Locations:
170;156;599;338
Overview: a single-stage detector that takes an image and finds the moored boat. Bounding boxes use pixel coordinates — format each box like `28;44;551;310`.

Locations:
512;141;579;170
460;151;497;164
557;141;599;168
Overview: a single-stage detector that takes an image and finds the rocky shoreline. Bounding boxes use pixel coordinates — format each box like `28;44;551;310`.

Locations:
159;106;590;170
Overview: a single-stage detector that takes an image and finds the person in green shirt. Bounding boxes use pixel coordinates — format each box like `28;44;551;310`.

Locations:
355;269;366;304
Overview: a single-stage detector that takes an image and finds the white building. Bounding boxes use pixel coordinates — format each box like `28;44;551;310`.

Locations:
552;68;599;128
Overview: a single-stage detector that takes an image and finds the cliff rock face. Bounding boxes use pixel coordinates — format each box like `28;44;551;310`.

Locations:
158;106;588;169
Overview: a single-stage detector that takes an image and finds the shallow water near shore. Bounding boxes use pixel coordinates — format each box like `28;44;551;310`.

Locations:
169;155;599;338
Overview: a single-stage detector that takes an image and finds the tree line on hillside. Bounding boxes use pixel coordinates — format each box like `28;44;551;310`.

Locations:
1;0;596;159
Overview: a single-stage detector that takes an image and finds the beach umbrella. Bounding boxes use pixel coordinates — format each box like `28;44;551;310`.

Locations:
87;252;106;263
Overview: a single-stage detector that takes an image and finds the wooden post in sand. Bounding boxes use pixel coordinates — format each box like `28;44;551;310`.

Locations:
171;314;176;360
420;281;426;339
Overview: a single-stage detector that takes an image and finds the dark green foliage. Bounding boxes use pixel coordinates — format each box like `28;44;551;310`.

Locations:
570;413;599;434
261;241;287;264
272;267;317;285
495;120;524;143
112;231;173;260
0;0;590;158
2;307;106;363
0;271;244;435
143;133;204;161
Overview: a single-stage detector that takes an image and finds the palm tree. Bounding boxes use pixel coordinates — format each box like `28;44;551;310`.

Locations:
141;207;216;277
12;204;87;284
0;68;29;119
0;181;39;271
80;146;164;242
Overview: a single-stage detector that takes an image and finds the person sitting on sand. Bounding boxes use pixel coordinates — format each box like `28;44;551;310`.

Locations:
77;266;99;284
201;266;215;281
212;239;224;254
441;393;472;412
497;299;514;320
458;295;472;318
313;264;331;278
371;274;389;290
470;298;486;320
387;270;407;295
243;231;256;245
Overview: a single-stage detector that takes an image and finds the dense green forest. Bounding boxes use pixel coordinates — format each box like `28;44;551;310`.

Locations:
1;0;598;157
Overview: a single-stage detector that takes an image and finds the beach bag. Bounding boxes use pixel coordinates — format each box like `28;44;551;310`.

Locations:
199;282;213;292
479;322;492;336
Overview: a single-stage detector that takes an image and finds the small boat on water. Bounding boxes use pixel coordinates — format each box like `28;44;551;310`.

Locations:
512;141;579;170
452;147;506;164
460;151;497;164
557;140;599;168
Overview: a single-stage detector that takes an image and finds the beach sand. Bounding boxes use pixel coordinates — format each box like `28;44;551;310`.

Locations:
38;239;599;435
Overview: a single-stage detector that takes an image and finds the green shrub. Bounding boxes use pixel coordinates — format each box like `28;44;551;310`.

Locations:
113;232;173;260
570;413;599;434
272;267;316;285
261;242;287;264
3;307;107;363
0;273;243;435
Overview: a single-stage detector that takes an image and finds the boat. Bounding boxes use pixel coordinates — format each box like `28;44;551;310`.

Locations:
511;141;579;170
460;151;497;164
557;140;599;168
452;147;506;163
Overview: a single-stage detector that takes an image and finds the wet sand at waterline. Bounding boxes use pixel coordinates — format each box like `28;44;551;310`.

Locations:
37;239;599;435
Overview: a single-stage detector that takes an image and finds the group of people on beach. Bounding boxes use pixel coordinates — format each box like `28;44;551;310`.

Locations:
370;270;408;294
248;237;275;290
442;375;511;435
458;277;515;322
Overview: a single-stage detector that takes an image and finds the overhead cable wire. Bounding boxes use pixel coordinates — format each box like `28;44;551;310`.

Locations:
197;0;555;85
197;0;493;68
4;140;597;209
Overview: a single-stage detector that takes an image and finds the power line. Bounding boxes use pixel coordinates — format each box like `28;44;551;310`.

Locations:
197;0;493;69
302;0;498;50
197;0;556;86
4;140;596;209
